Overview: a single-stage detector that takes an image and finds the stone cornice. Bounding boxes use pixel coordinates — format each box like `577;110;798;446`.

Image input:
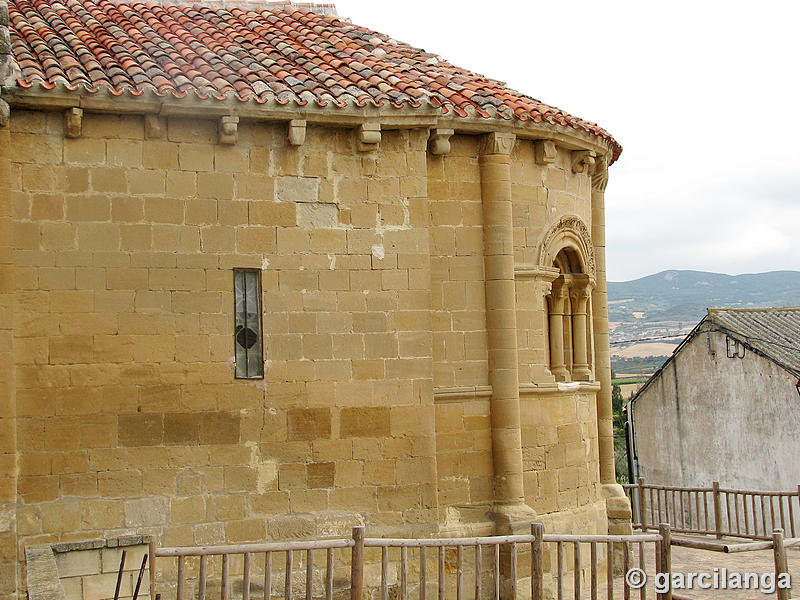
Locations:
513;265;560;281
520;381;601;395
433;386;492;402
433;382;601;401
2;86;616;164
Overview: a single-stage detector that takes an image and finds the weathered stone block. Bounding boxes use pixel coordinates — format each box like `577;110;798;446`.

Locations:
307;462;335;489
199;412;240;445
226;519;266;543
118;414;163;447
124;497;169;528
163;413;200;445
287;408;330;441
297;203;337;228
275;176;318;202
340;407;390;439
170;496;206;525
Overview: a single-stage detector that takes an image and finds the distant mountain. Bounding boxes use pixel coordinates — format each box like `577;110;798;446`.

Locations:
608;270;800;326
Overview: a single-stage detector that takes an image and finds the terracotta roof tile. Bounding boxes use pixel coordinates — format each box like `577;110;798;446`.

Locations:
8;0;620;160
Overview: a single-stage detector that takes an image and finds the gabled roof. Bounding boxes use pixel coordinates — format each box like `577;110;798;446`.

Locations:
628;306;800;408
6;0;620;161
708;307;800;379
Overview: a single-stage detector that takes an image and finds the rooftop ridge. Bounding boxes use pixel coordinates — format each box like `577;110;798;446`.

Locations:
708;306;800;314
102;0;338;14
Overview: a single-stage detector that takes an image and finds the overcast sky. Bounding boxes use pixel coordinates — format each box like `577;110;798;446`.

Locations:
334;0;800;281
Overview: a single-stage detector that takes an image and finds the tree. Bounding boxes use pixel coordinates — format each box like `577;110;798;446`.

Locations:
612;382;629;483
612;382;625;431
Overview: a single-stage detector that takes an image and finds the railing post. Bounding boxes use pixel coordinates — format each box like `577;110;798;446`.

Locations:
351;526;365;600
772;529;791;600
639;477;648;531
789;485;800;537
712;481;722;539
148;536;157;600
530;523;543;600
658;523;672;600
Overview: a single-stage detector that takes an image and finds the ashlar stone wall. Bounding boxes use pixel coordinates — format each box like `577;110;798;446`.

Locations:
8;111;437;591
4;106;617;597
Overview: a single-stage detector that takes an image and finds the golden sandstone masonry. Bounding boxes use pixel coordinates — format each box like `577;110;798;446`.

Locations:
0;1;631;597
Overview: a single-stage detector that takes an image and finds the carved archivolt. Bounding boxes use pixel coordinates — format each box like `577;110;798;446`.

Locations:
537;215;595;276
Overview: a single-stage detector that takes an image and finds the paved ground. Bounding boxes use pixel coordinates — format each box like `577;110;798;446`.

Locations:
584;539;799;599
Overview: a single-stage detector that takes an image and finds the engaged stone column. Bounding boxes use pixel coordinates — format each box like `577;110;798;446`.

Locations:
547;278;569;381
590;159;616;485
570;276;593;381
591;157;632;541
479;132;534;530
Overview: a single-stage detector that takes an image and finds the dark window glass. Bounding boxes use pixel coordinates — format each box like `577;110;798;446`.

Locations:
234;269;263;378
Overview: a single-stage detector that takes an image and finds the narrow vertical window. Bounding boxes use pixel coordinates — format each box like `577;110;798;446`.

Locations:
234;269;263;378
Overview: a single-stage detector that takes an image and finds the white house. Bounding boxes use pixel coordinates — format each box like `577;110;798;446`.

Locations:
627;307;800;490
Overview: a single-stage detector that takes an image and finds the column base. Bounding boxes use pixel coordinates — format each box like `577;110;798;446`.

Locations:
491;502;538;535
603;483;633;574
492;503;538;600
572;365;592;381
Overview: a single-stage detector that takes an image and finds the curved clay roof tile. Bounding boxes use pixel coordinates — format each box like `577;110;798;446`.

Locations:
8;0;620;161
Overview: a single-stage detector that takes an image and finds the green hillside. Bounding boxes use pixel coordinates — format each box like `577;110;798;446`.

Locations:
608;270;800;324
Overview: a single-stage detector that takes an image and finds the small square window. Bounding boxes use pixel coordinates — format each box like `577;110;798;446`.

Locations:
233;269;263;378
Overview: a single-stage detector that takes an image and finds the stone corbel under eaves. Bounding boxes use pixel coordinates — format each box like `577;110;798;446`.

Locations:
64;107;82;138
534;139;557;165
433;114;614;165
428;127;454;155
357;122;380;152
571;149;596;173
1;87;616;164
287;119;306;146
145;113;164;139
219;115;239;145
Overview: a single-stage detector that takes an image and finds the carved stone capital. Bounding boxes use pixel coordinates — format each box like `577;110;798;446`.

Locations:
0;99;8;128
219;115;239;145
64;107;82;138
288;119;306;146
428;128;454;155
554;279;571;295
591;155;609;192
534;140;557;165
357;122;381;152
571;150;596;174
548;277;570;307
145;114;164;139
514;265;560;296
568;275;593;311
479;131;515;156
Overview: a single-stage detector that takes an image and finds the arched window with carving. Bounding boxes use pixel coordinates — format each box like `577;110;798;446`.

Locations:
547;248;593;381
